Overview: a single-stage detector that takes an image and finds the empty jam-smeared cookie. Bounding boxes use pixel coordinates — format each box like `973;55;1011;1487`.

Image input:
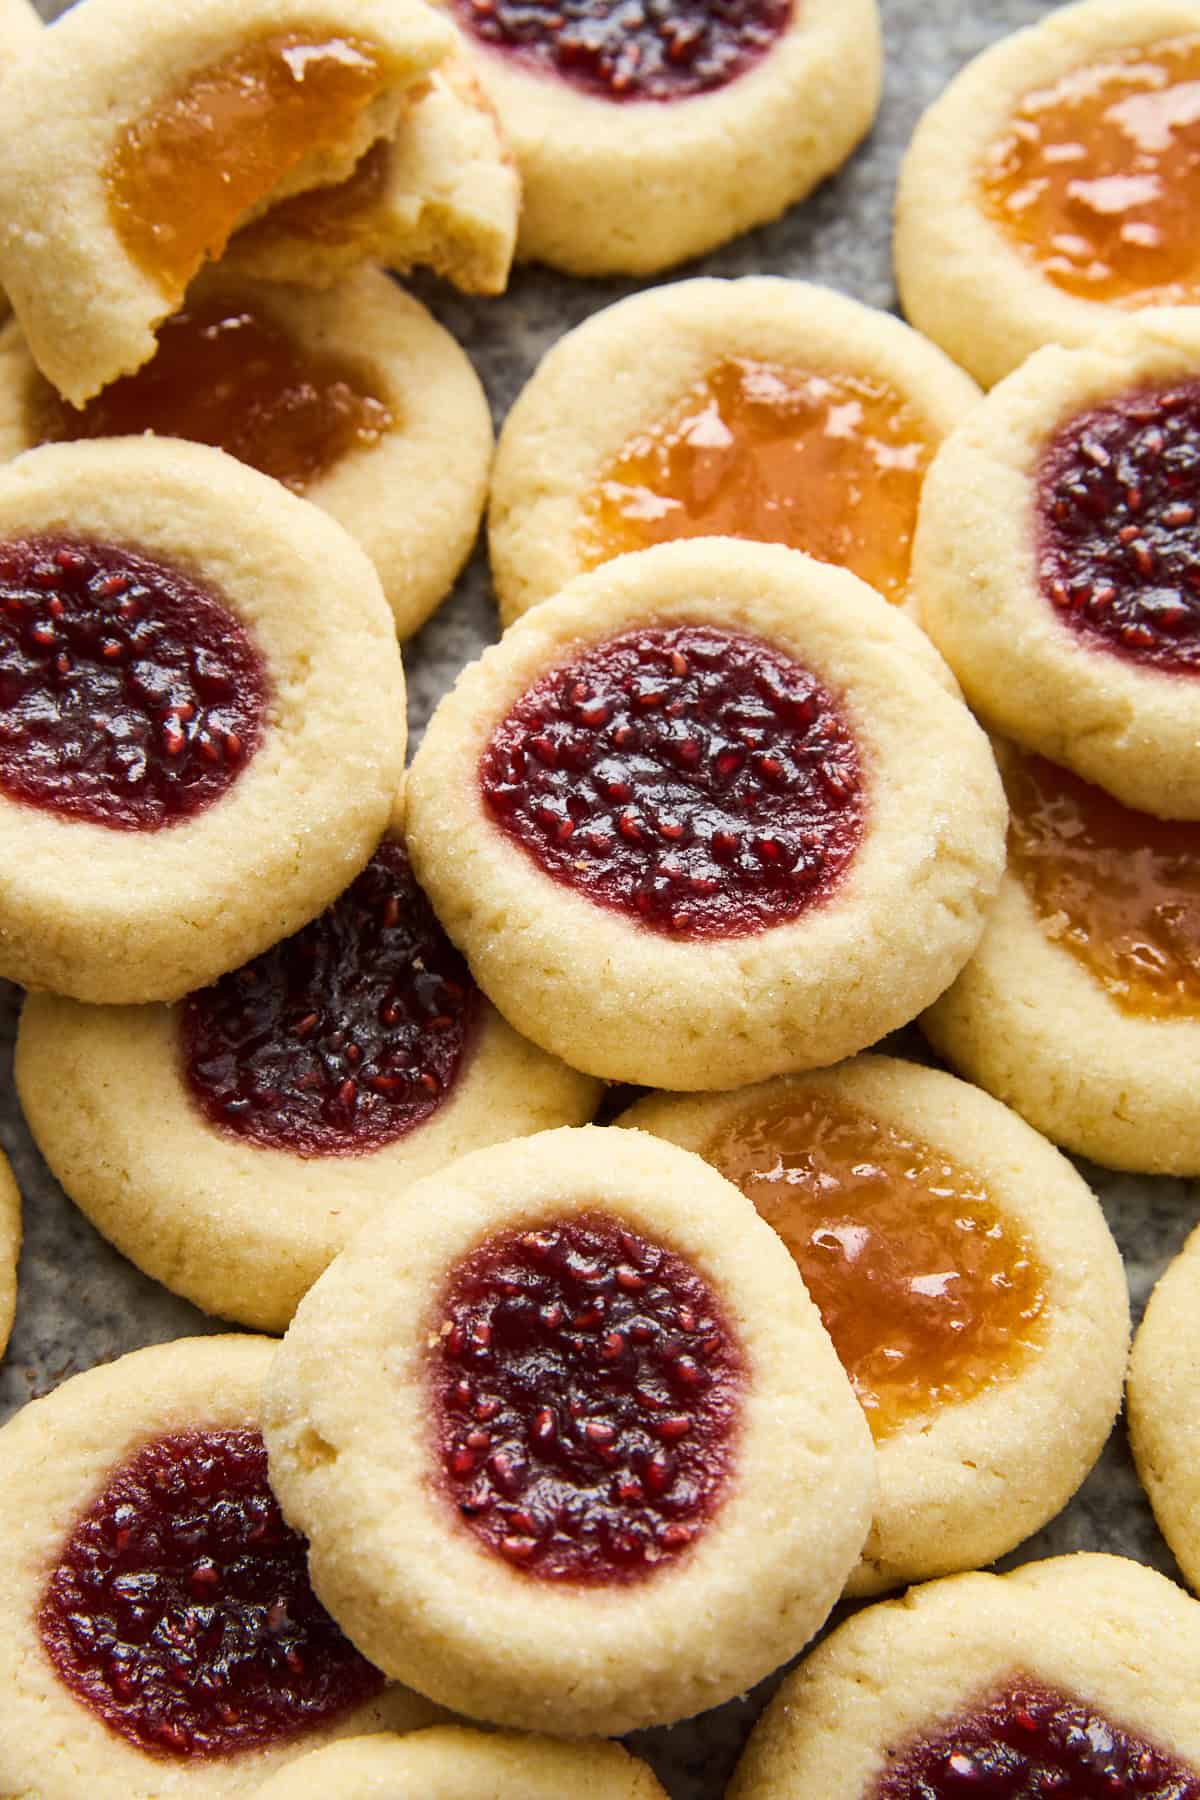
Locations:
39;1427;383;1759
183;841;477;1156
0;536;267;830
430;1212;743;1582
480;623;863;938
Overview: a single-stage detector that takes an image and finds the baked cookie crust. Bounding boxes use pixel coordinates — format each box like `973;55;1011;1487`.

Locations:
1128;1226;1200;1592
0;1146;19;1361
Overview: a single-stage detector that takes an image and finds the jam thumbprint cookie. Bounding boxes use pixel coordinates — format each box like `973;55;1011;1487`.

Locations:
15;829;600;1333
263;1127;875;1736
489;277;981;627
251;1727;669;1798
620;1055;1128;1596
405;540;1006;1089
915;308;1200;820
1129;1225;1200;1594
0;1146;19;1359
0;439;405;1005
0;1337;442;1800
436;0;881;277
729;1554;1200;1800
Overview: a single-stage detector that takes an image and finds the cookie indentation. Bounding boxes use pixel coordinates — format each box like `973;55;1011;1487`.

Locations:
431;1212;742;1583
480;623;863;939
0;536;267;830
38;1428;384;1759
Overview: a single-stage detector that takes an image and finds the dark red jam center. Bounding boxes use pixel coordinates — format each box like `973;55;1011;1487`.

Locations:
38;1427;384;1760
873;1678;1200;1799
479;623;864;939
182;840;477;1156
431;1212;743;1583
0;537;267;830
1038;378;1200;674
450;0;791;102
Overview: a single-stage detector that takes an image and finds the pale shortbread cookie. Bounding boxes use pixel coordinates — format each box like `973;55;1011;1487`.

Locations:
0;267;492;640
263;1126;875;1737
0;0;455;403
0;0;36;74
490;277;981;626
729;1554;1200;1799
0;1337;443;1800
915;309;1200;820
406;540;1006;1090
0;1146;19;1360
895;0;1200;388
436;0;880;277
251;1727;669;1799
1128;1225;1200;1592
0;438;405;1005
619;1055;1129;1598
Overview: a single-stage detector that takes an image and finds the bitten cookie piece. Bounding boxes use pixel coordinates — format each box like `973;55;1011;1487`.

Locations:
1129;1226;1200;1593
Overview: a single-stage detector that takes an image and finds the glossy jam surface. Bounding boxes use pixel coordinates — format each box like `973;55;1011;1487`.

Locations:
980;36;1200;307
183;841;477;1156
236;138;390;253
1006;751;1200;1020
1037;378;1200;674
106;33;387;298
39;1428;383;1759
480;624;863;939
582;358;934;606
29;294;394;496
451;0;790;101
873;1678;1200;1798
703;1091;1045;1440
0;537;266;830
431;1213;742;1583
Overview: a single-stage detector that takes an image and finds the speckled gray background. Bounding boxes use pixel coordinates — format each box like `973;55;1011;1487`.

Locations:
4;1;1198;1793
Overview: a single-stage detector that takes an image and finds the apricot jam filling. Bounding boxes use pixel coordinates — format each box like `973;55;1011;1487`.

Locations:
1005;751;1200;1021
29;294;394;496
106;33;389;299
233;137;391;255
39;1428;383;1759
980;35;1200;307
479;623;864;939
0;537;266;831
872;1678;1200;1798
431;1213;742;1583
1037;378;1200;673
702;1091;1045;1440
581;358;934;606
183;841;477;1156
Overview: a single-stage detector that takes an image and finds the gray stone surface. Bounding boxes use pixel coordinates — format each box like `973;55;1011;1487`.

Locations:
5;0;1199;1793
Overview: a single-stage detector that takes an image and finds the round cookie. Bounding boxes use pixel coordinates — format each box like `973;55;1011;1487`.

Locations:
15;829;601;1333
262;1126;875;1737
0;0;37;76
915;308;1200;820
436;0;881;277
406;538;1006;1090
619;1055;1129;1597
0;1145;19;1359
0;438;406;1005
490;277;981;627
1128;1226;1200;1592
0;267;492;641
896;0;1200;388
0;1335;443;1800
729;1553;1200;1798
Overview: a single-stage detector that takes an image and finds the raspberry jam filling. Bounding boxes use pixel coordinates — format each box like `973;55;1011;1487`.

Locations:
0;537;267;830
430;1213;743;1583
1038;379;1200;673
182;840;477;1156
29;293;395;496
980;36;1200;306
451;0;791;102
479;624;864;939
1005;750;1200;1020
872;1678;1200;1798
581;359;934;607
39;1428;383;1759
702;1091;1045;1441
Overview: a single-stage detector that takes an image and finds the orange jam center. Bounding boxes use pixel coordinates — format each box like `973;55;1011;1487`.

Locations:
579;357;934;606
979;35;1200;306
702;1091;1046;1439
26;294;394;495
1005;750;1200;1019
237;138;390;252
106;33;387;299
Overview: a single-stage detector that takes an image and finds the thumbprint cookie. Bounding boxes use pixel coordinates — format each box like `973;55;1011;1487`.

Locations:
1129;1226;1200;1594
0;1146;18;1359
